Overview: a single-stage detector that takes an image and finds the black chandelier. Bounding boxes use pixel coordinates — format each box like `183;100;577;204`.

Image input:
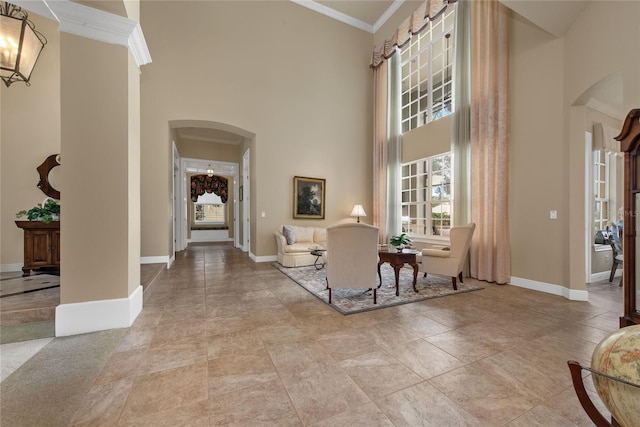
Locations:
0;1;47;87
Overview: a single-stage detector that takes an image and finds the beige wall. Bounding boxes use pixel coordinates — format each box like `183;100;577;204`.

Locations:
140;1;374;259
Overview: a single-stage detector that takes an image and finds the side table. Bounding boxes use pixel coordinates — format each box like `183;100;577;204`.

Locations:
310;249;326;270
378;249;419;296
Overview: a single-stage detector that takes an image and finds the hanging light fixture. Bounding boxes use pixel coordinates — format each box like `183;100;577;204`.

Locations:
0;1;47;87
206;164;214;177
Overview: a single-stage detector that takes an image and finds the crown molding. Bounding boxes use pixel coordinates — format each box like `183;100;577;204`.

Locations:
290;0;373;33
12;0;151;67
374;0;405;33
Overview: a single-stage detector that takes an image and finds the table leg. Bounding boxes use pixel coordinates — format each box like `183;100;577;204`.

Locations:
392;263;401;296
410;263;418;293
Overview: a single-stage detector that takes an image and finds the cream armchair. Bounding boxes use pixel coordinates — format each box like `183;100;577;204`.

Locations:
324;223;379;304
418;223;476;290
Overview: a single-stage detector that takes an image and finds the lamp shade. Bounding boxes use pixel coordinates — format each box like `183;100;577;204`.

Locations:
0;2;47;87
350;204;366;222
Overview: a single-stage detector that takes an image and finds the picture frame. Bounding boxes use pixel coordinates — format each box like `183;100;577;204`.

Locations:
293;176;325;219
239;185;243;201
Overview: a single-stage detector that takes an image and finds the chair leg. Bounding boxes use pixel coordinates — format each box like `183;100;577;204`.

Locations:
328;287;332;304
609;261;618;282
458;272;463;283
451;276;457;291
373;288;377;304
423;272;427;278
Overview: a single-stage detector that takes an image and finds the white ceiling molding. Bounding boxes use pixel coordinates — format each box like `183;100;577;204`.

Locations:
290;0;374;33
373;0;405;34
13;0;151;67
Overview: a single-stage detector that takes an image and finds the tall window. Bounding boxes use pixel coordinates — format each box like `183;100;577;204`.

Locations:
401;153;452;238
400;6;455;133
593;149;609;236
194;192;226;224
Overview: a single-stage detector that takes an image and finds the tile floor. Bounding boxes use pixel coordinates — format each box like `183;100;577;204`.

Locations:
5;243;624;425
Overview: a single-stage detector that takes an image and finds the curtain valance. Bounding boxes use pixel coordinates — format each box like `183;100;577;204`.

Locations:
370;0;455;68
594;122;622;153
190;175;229;203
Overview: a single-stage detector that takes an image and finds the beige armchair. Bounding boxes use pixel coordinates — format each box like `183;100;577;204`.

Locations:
418;223;476;290
324;223;379;304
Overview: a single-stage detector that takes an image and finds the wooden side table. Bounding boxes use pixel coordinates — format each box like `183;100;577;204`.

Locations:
378;249;419;296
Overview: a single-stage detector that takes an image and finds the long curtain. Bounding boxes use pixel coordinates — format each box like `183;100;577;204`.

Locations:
386;53;402;240
453;0;471;227
373;63;388;244
470;0;511;284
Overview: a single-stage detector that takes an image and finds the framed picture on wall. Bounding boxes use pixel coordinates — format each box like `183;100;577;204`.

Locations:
293;176;325;219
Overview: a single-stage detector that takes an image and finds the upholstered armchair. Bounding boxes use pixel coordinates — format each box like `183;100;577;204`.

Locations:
324;223;379;304
418;223;476;290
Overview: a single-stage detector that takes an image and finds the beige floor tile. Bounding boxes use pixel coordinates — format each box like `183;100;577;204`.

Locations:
375;380;485;426
117;399;210;427
428;363;543;425
279;362;371;425
70;378;134;426
119;362;208;422
207;352;279;396
207;330;266;358
314;328;383;361
208;378;301;425
308;402;394;426
388;338;465;380
339;350;423;399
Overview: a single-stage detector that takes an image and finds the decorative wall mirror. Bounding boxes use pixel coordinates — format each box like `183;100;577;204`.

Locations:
37;154;60;199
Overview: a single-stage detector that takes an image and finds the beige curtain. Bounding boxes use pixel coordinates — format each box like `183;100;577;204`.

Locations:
373;63;388;244
470;0;510;284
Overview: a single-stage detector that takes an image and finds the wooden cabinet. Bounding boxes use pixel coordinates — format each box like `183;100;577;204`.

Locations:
616;109;640;326
15;221;60;276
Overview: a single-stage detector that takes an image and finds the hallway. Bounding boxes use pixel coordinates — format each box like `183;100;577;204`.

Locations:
1;243;621;425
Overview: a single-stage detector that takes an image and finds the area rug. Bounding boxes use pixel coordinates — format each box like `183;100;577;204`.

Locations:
274;263;483;315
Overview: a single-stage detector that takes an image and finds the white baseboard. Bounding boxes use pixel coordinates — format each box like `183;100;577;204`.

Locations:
510;276;589;301
1;263;23;272
55;285;143;337
141;255;171;268
252;254;277;263
589;270;621;283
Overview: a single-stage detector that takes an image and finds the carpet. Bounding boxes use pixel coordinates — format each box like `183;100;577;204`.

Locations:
275;263;483;315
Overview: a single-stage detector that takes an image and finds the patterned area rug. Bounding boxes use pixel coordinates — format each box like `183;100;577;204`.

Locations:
274;263;484;315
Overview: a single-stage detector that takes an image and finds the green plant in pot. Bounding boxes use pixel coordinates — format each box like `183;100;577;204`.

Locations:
16;198;60;223
389;233;412;252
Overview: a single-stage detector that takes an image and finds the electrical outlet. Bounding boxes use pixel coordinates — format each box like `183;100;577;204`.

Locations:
550;210;558;219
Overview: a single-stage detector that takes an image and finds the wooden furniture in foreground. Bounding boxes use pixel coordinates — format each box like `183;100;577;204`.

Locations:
378;249;419;296
567;361;620;427
615;108;640;326
15;221;60;277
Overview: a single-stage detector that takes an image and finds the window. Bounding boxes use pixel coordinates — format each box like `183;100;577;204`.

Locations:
401;153;452;238
593;149;609;236
194;192;226;224
400;6;455;133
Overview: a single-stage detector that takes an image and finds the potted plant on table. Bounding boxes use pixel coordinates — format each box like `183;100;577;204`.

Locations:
16;198;60;223
389;233;412;252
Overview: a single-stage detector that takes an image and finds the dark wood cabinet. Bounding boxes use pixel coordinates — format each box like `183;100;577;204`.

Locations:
15;221;60;276
616;109;640;326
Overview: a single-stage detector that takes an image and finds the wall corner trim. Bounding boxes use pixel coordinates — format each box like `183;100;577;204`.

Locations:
55;285;143;337
509;276;589;301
